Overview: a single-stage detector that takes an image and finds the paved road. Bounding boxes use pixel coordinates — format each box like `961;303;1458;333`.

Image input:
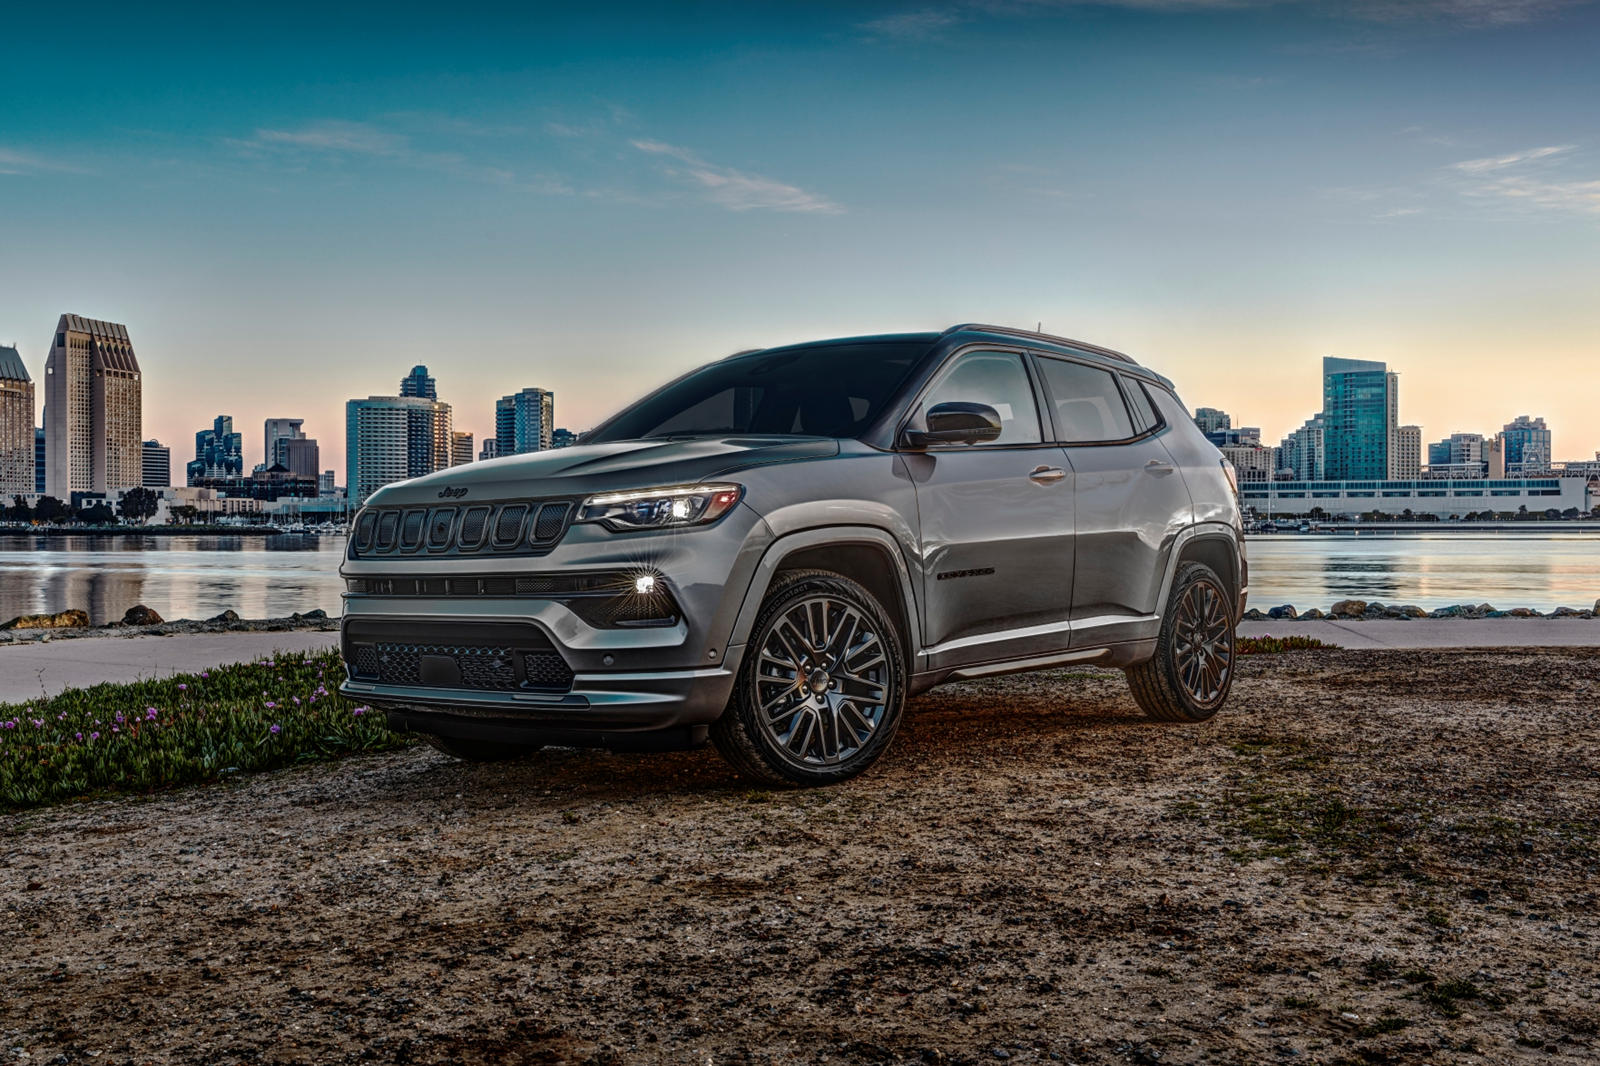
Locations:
3;619;1598;703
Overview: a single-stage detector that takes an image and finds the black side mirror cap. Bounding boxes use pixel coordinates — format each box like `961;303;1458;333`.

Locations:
903;401;1004;448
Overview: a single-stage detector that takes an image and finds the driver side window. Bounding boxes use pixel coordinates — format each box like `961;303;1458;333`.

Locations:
921;350;1042;446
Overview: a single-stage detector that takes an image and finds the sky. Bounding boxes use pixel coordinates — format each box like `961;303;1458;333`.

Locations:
2;0;1598;480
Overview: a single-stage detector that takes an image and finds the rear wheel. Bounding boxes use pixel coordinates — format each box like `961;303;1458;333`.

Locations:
711;569;907;787
1126;561;1235;722
422;734;544;762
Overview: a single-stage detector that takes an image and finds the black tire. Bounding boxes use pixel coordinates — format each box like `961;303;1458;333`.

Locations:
422;734;543;762
711;569;907;787
1125;561;1235;723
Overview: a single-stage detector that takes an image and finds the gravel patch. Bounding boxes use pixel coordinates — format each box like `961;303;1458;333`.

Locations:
2;648;1597;1064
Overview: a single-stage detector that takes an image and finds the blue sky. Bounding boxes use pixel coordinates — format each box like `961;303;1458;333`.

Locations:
3;0;1598;476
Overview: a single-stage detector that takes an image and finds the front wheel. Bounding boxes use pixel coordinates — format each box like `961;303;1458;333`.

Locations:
711;569;907;787
1125;561;1235;722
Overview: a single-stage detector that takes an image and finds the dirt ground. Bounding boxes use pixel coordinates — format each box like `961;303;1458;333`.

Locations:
3;648;1598;1066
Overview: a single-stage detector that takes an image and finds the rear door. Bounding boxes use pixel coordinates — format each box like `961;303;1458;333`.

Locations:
1032;354;1193;647
903;348;1075;669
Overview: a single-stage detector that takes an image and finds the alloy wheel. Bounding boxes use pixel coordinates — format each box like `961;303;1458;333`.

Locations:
1172;577;1233;709
754;594;891;768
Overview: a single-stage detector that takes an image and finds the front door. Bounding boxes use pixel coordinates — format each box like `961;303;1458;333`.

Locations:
904;349;1075;669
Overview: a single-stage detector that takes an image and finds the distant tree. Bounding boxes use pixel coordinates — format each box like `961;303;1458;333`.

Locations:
117;487;161;524
1517;504;1529;520
1562;508;1581;519
170;504;199;525
1401;508;1414;520
1477;510;1495;522
33;495;69;523
1544;508;1561;521
5;495;30;522
77;501;117;525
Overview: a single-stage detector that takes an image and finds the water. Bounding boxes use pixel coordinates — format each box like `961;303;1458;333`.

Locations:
0;535;348;625
1245;533;1600;612
2;532;1597;626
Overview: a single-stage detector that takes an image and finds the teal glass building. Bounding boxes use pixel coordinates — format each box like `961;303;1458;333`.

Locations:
1322;357;1395;480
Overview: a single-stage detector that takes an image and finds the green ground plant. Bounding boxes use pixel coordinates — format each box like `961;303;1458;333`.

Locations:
0;650;411;811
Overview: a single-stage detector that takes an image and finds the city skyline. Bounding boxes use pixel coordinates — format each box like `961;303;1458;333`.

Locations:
3;2;1598;477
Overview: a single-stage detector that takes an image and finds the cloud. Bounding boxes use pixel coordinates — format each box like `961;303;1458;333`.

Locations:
232;119;531;188
1451;145;1575;173
0;147;86;176
631;140;844;214
1462;174;1600;215
249;120;407;156
860;8;966;40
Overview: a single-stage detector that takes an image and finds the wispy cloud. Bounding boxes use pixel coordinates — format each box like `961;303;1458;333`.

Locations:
232;119;522;187
0;147;87;176
1451;144;1574;173
630;140;844;214
857;0;1582;42
1461;173;1600;215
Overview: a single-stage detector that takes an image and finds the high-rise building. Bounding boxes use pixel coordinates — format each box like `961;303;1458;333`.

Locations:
187;415;244;485
1277;414;1325;482
264;418;306;469
451;430;475;466
1500;415;1551;471
282;437;321;480
1321;356;1396;480
141;439;172;488
34;427;46;493
0;346;35;497
318;470;336;496
495;387;554;455
43;314;143;496
551;427;579;449
399;365;437;400
1429;432;1486;469
1487;436;1507;479
1193;407;1231;436
1220;442;1273;482
345;395;453;505
478;439;501;462
1393;425;1422;479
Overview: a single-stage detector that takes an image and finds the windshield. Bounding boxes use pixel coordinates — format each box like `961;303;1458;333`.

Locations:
585;342;929;443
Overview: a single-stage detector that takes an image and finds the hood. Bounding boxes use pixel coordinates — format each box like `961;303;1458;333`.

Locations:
363;436;839;508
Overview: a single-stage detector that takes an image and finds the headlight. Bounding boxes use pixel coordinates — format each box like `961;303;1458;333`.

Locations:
577;483;743;532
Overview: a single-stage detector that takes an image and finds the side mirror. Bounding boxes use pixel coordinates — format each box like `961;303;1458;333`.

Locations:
903;401;1004;448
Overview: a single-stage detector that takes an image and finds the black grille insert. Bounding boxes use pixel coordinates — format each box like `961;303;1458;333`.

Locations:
399;510;426;550
344;620;574;694
493;504;528;546
427;507;457;549
375;510;399;550
459;506;491;549
532;502;571;542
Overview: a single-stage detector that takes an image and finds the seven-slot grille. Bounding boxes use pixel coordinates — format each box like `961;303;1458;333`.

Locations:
350;500;574;557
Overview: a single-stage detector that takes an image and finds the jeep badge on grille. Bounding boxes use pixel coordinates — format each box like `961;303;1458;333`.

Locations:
437;486;468;498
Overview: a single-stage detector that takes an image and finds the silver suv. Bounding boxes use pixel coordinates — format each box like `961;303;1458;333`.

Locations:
340;325;1246;786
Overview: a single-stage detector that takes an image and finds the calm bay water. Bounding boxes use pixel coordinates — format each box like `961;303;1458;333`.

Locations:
2;532;1598;626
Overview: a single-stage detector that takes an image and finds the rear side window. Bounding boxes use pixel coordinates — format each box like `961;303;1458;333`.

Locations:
1123;377;1161;432
1036;357;1136;443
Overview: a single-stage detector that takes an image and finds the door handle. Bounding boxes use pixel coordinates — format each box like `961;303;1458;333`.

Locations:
1145;459;1175;476
1028;465;1067;484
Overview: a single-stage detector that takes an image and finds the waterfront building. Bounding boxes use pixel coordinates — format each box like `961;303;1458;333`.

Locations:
141;439;172;488
0;346;35;497
1193;407;1231;436
1487;436;1506;479
551;427;579;449
43;314;143;496
281;437;321;480
1321;356;1396;480
34;427;45;493
451;430;474;466
1277;415;1326;482
264;418;306;469
495;387;554;455
187;415;244;485
1241;476;1586;519
478;439;501;462
345;395;453;505
318;470;336;495
1500;415;1552;471
1393;425;1422;479
399;365;437;400
1220;442;1273;482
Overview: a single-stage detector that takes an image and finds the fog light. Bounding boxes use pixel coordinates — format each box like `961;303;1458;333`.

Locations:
634;574;657;595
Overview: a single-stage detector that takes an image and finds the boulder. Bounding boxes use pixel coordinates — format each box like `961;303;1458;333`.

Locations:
1486;610;1510;618
208;609;241;624
1398;605;1426;618
1267;605;1298;620
1330;599;1368;619
1300;608;1325;619
121;604;164;626
300;608;328;620
1379;606;1411;619
1551;606;1582;618
1506;607;1538;617
1242;608;1266;620
1;609;90;631
1594;597;1600;614
1362;602;1388;618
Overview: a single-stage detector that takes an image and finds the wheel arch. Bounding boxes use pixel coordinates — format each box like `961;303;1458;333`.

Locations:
727;527;919;663
1169;527;1244;620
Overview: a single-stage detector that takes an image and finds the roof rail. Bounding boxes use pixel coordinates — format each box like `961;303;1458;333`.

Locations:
942;323;1138;365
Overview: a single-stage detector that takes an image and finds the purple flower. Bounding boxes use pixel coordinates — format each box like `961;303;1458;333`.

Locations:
146;708;158;721
270;724;281;735
293;697;301;705
75;732;83;741
177;684;187;691
353;706;367;716
265;701;277;709
201;672;210;679
89;731;99;741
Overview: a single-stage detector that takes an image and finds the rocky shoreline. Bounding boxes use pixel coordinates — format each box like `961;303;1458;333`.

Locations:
1243;597;1600;621
0;605;339;645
